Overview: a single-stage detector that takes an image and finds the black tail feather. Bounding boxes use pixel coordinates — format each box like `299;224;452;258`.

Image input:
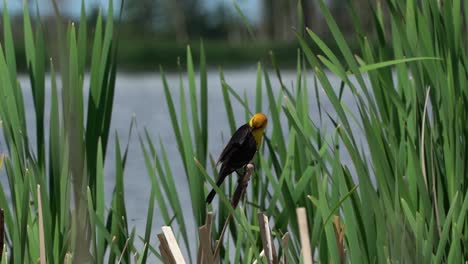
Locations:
205;189;217;204
206;165;232;204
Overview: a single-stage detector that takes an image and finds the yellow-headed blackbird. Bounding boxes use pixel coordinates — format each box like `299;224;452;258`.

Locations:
206;113;268;204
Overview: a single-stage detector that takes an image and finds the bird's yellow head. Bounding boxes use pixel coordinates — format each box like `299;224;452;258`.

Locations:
249;113;268;147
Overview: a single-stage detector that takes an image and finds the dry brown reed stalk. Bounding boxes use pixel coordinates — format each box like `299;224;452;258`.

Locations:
37;185;46;264
0;208;3;261
157;226;186;264
198;212;215;264
213;163;255;260
258;213;278;264
296;208;312;264
64;253;72;263
254;213;279;264
332;216;345;264
281;233;290;264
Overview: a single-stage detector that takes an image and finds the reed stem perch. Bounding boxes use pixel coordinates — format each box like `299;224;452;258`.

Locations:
213;163;255;260
231;163;255;208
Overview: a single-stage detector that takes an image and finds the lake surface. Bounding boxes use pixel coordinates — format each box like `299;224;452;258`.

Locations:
8;68;361;257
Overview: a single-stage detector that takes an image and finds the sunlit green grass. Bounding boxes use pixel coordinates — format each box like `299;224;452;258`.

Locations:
0;0;467;263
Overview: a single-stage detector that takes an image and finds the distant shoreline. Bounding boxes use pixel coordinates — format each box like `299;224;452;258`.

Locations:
12;39;361;72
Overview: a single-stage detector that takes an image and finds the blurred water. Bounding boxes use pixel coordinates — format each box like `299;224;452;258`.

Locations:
4;67;363;259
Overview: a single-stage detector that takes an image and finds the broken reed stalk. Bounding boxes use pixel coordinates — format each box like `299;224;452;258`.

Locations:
258;213;278;264
253;213;287;264
296;208;312;264
198;212;215;264
158;226;186;264
332;216;345;264
213;163;255;260
0;208;3;261
37;185;46;264
281;233;290;264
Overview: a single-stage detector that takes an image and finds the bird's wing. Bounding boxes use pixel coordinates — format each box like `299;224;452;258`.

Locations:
217;124;252;165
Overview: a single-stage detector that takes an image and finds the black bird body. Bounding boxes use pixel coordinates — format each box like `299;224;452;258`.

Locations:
205;124;257;204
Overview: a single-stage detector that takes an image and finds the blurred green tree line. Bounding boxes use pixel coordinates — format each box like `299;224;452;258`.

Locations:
123;0;376;42
4;0;379;71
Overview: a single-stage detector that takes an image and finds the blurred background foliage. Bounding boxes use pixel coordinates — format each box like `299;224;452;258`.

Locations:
4;0;376;71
